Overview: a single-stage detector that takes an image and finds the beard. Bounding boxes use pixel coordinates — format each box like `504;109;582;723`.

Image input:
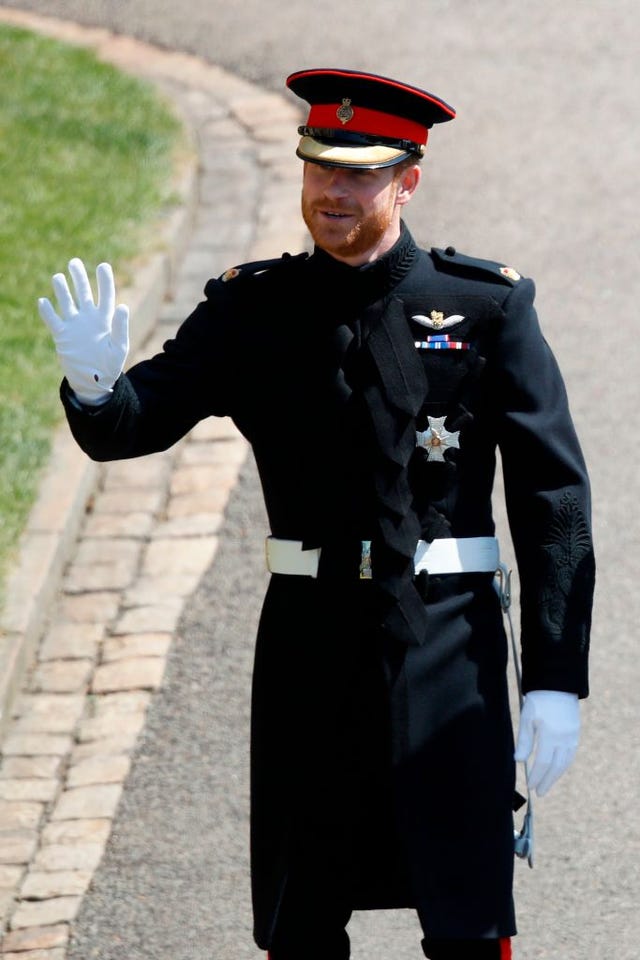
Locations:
301;192;396;262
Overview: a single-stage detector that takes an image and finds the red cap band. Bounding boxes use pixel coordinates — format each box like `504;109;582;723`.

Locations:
307;103;428;145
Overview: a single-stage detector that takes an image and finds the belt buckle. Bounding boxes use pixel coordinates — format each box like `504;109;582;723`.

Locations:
359;540;372;580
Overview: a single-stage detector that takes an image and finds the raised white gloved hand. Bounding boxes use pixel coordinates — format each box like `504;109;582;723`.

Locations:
38;257;129;404
514;689;580;796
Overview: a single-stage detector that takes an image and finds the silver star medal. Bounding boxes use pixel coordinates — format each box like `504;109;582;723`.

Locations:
416;416;460;462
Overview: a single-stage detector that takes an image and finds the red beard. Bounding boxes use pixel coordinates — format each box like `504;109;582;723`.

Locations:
301;195;396;262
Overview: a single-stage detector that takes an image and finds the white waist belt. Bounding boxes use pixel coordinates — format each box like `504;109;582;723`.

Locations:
265;536;500;579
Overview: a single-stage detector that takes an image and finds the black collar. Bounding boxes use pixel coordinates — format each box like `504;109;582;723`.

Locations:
309;221;419;304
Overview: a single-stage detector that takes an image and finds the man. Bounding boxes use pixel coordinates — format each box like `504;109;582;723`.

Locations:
39;68;595;960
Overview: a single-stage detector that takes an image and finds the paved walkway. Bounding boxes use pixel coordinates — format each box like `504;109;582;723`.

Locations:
0;10;306;955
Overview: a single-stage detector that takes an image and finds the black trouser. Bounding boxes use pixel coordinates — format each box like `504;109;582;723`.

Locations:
267;872;352;960
422;937;512;959
269;938;511;960
268;880;512;960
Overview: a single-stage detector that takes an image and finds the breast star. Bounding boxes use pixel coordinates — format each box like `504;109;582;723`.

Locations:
416;416;460;462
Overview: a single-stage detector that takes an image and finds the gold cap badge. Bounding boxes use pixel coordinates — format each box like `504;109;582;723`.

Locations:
336;98;354;125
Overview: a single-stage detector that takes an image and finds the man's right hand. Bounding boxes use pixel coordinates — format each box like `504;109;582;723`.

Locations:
38;258;129;405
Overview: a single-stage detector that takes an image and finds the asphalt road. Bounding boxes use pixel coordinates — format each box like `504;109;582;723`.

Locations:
5;1;639;958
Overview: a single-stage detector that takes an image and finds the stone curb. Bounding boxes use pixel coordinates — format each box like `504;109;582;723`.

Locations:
0;8;200;742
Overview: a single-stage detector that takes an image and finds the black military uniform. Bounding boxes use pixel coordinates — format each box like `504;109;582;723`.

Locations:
58;71;595;960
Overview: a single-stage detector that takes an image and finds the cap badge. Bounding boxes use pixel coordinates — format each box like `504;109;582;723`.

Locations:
416;415;461;462
336;98;354;125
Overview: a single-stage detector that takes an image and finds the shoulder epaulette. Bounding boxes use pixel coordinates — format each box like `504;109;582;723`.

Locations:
219;251;309;284
431;246;522;286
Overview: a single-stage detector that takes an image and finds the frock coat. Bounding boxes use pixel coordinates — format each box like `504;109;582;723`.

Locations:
61;224;595;945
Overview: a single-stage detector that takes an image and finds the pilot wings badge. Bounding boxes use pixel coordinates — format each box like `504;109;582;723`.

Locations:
412;311;465;330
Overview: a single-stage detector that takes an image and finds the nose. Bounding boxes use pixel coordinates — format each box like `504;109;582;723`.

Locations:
321;168;350;199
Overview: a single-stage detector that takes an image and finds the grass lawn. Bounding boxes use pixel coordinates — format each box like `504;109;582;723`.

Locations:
0;24;186;606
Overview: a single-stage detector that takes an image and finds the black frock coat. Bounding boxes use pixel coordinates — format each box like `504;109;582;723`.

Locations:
61;225;595;945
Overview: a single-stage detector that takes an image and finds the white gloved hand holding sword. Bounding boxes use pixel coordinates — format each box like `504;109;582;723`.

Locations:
515;689;580;796
38;258;129;405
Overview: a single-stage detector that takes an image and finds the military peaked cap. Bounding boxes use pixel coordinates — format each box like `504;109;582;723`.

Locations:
286;67;456;169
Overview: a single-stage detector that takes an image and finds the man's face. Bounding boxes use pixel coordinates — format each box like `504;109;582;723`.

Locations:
301;161;417;265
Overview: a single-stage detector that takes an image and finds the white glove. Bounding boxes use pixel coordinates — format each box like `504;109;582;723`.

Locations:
514;689;580;797
38;257;129;404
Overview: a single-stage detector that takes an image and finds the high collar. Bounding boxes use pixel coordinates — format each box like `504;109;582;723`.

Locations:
309;221;419;304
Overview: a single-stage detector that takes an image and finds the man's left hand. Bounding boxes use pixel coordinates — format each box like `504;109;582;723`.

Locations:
514;689;580;796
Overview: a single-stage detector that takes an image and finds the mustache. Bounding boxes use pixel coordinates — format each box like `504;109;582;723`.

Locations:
309;202;359;215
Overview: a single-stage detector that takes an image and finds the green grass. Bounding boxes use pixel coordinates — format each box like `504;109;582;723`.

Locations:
0;24;186;603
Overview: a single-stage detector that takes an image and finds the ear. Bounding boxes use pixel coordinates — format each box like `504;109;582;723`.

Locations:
395;163;422;207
